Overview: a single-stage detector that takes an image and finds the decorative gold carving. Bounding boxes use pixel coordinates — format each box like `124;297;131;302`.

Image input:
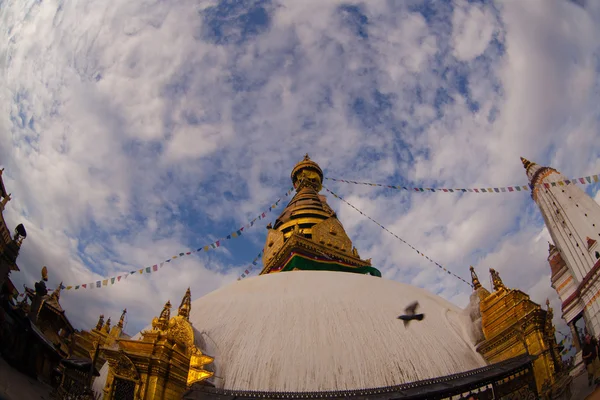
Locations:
263;229;285;266
187;348;214;387
105;351;139;381
167;315;195;352
312;217;353;255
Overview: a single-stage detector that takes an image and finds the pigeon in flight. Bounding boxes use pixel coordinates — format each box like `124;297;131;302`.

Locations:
397;301;425;328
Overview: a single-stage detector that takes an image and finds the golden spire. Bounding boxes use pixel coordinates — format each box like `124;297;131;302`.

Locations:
102;317;112;333
489;268;506;291
41;266;48;281
50;282;62;301
260;155;380;276
117;309;127;329
152;300;171;331
178;288;192;320
96;314;105;331
469;266;481;290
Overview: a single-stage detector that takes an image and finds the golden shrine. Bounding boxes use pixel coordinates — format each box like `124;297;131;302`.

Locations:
471;267;562;393
99;288;213;400
70;308;129;366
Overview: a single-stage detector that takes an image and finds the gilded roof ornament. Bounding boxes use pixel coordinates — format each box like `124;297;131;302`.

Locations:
118;309;127;329
41;266;48;281
152;300;171;331
470;266;481;290
178;288;192;320
96;314;105;331
102;317;111;333
489;268;506;291
50;281;62;301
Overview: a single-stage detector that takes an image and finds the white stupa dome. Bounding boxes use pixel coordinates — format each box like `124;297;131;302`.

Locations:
188;270;484;391
94;270;485;396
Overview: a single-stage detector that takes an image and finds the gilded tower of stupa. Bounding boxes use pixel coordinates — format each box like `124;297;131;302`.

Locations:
261;154;380;276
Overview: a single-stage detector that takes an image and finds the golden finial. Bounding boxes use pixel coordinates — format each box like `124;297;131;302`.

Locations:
489;268;506;291
102;317;111;333
520;156;532;169
178;288;192;320
41;266;48;281
152;300;171;331
470;266;482;290
304;153;310;161
117;309;127;328
50;282;62;301
96;314;105;331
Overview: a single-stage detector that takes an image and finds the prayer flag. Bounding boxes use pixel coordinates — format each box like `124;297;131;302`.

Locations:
96;281;101;288
102;280;108;286
153;265;158;271
111;277;115;284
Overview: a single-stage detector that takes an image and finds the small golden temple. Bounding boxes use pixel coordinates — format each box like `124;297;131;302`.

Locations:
469;267;564;395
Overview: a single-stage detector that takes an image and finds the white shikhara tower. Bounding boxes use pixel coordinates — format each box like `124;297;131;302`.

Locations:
522;157;600;339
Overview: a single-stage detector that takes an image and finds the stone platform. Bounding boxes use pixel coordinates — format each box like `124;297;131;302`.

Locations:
0;356;52;400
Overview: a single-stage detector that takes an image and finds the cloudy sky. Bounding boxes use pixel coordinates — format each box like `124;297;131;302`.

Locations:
1;0;599;338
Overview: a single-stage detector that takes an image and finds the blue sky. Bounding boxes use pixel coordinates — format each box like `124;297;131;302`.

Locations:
1;0;599;337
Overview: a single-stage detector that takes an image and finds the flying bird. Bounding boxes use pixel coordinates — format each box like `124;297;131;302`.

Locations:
397;301;425;328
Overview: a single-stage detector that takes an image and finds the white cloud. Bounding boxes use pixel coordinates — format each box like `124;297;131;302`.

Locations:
0;0;599;342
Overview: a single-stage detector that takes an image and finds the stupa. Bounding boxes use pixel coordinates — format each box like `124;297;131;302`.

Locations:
94;156;541;400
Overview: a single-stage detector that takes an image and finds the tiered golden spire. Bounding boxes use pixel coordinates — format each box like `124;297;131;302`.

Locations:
96;314;105;331
489;268;506;291
117;309;127;329
102;317;111;333
260;155;380;276
178;288;192;320
469;266;481;289
152;300;171;331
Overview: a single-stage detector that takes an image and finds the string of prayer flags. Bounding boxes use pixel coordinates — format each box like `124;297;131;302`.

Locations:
236;251;263;281
325;173;600;193
323;185;472;288
61;188;294;292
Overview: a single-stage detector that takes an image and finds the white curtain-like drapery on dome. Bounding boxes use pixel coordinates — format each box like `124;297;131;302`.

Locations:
94;271;485;397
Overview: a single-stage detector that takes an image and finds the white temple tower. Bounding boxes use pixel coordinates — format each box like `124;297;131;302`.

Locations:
521;157;600;339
